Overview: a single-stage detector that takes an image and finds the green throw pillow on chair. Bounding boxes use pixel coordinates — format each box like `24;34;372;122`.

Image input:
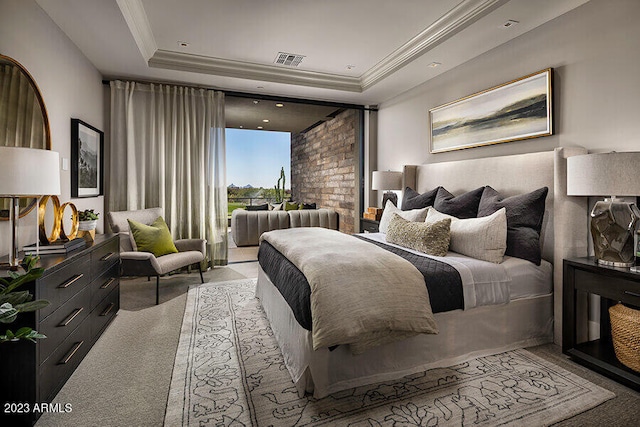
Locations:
284;201;299;211
128;216;178;257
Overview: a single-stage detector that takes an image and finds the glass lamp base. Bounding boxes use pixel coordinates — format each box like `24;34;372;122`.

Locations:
382;192;398;208
590;199;640;268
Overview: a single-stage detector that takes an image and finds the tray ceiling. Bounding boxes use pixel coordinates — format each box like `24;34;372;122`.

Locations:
37;0;590;105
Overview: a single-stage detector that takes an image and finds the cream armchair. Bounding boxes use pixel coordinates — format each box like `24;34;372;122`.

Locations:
107;207;206;304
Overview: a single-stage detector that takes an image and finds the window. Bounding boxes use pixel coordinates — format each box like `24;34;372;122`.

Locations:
226;128;291;215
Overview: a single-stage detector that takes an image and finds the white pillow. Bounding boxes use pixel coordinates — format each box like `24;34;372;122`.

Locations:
379;199;429;234
425;207;507;263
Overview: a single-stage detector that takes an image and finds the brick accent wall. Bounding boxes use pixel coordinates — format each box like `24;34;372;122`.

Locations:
291;109;358;233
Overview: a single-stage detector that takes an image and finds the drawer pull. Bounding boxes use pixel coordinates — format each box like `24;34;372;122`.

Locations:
59;341;84;365
101;252;115;261
100;303;115;317
59;307;84;327
100;278;116;289
624;290;640;298
58;273;84;289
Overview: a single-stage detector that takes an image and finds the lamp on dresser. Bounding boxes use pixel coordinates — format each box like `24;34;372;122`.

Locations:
567;152;640;267
372;170;402;208
0;146;60;269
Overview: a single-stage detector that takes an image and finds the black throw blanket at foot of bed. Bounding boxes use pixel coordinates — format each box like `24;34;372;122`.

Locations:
257;235;463;332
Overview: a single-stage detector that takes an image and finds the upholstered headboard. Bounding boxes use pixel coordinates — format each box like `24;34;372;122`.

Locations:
403;147;588;345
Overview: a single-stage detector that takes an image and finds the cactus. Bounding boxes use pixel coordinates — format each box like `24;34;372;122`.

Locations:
274;167;286;203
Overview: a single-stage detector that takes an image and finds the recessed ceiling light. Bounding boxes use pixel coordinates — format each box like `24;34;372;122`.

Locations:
263;119;270;123
257;126;263;129
275;103;284;108
256;86;265;89
253;100;259;104
502;20;519;28
239;126;243;129
427;62;441;68
177;41;190;47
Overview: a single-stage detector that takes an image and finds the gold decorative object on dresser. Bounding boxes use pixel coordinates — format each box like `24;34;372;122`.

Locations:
0;234;120;426
38;195;80;243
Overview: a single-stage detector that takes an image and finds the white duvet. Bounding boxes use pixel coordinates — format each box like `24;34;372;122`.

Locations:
360;232;512;309
260;228;439;353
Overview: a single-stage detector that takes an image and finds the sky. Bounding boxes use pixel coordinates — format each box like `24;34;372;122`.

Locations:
226;128;291;189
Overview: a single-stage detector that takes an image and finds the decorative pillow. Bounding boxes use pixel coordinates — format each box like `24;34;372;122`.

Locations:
379;199;429;234
245;204;269;211
299;202;317;210
284;201;299;211
401;187;440;211
270;203;283;211
425;207;507;263
386;214;451;257
127;216;178;257
433;187;485;219
477;186;549;265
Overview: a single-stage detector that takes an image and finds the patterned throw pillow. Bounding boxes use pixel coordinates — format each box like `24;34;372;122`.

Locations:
379;200;429;234
128;216;178;257
386;213;451;257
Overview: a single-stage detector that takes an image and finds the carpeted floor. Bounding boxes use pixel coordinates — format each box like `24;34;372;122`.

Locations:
36;254;640;426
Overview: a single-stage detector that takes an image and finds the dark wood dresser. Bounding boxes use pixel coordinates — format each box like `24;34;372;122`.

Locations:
0;234;120;425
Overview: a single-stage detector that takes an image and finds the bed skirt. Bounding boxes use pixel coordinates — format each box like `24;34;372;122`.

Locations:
256;265;554;398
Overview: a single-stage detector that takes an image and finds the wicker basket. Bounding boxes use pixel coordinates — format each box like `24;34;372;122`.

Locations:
609;303;640;373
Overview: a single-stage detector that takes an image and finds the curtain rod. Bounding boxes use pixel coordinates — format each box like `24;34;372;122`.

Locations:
101;78;377;112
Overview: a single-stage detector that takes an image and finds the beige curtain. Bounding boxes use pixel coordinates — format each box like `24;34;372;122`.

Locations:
0;64;45;148
109;80;227;265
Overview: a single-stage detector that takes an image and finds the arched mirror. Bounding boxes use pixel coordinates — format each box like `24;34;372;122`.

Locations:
0;53;51;220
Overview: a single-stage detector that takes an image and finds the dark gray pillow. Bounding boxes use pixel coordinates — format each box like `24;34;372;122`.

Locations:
245;204;269;211
401;187;440;211
433;187;485;219
477;186;548;265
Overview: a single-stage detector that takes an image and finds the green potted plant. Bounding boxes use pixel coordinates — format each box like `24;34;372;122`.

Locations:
78;209;99;232
0;255;49;343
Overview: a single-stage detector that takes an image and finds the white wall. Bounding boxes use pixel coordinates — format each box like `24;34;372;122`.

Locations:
377;0;640;172
0;0;104;257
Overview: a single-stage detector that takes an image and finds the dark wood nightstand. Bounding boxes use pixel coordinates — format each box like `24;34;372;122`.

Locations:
360;218;380;233
563;257;640;390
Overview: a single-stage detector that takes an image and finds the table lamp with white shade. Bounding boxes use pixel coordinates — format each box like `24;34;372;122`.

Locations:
0;146;61;269
567;152;640;267
372;170;402;208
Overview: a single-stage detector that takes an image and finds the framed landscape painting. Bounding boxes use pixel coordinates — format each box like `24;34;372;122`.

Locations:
71;118;104;197
429;68;552;153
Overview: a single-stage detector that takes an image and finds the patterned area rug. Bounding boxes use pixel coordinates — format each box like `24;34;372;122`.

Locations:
165;279;614;426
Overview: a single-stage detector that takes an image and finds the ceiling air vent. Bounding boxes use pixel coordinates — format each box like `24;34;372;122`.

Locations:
274;52;305;67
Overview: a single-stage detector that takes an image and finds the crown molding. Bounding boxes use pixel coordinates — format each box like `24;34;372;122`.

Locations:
360;0;507;90
118;0;506;93
149;50;363;92
116;0;157;61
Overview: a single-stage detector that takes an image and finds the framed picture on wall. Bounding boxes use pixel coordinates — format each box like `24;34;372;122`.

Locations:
71;118;104;198
429;68;553;153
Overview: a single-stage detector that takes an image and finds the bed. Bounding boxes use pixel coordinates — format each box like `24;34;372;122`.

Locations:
255;147;588;398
